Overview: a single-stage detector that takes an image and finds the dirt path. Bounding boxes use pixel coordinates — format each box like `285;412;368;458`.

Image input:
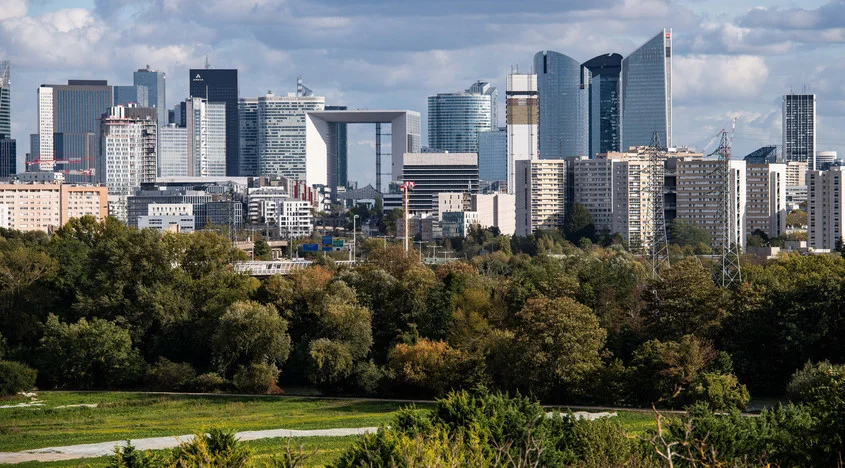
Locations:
0;427;378;464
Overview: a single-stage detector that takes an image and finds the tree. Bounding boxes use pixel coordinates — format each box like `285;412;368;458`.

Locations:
563;203;596;244
667;219;711;247
786;209;807;228
37;314;145;389
498;297;606;399
212;301;291;377
387;339;486;397
253;238;271;260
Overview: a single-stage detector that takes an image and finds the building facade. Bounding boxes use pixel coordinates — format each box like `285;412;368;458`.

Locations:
745;163;787;239
533;51;587;159
403;153;479;214
782;93;816;169
807;167;845;250
189;69;238;175
0;61;9;140
675;159;746;248
276;199;313;238
185;97;226;177
472;192;516;236
238;97;259;177
427;81;496;154
256;93;325;180
0;182;107;231
134;66;166;128
506;72;538;193
113;85;148;107
138;203;195;233
583;53;622;156
478;128;507;184
515;159;567;236
158;125;189;177
621;29;672;150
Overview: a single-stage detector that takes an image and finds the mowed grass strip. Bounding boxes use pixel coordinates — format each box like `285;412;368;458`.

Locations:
0;392;423;452
4;435;360;468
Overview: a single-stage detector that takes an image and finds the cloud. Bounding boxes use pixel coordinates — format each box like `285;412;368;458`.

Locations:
0;0;27;21
674;55;769;102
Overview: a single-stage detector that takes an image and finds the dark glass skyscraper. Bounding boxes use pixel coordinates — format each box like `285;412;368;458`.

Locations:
134;66;166;127
533;51;588;159
189;69;239;175
325;105;348;187
621;29;672;150
0;61;14;177
583;53;622;156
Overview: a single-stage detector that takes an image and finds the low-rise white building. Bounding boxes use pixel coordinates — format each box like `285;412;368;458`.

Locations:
138;203;195;233
276;199;313;238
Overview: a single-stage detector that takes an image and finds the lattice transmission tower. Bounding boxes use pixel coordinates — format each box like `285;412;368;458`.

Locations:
643;131;670;279
712;128;742;287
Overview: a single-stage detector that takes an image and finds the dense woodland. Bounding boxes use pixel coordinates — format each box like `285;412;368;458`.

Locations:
0;214;844;413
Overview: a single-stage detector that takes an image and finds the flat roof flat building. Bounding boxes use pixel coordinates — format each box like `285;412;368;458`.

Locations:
189;69;238;175
158;125;189;177
807;167;845;250
515;159;567;236
506;72;538;193
745;163;787;239
0;182;107;232
428;81;496;154
621;29;672;150
675;159;746;249
402;152;479;214
256;93;325;180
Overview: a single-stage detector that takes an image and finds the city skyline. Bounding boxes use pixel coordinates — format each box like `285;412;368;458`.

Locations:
2;0;845;186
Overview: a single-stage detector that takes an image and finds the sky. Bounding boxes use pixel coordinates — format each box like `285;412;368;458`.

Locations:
3;0;845;186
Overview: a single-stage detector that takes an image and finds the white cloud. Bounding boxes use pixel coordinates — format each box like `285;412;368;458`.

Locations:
674;54;769;102
0;0;27;21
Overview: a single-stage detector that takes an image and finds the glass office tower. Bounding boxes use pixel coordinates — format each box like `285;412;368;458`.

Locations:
478;128;507;183
533;51;588;159
189;69;238;175
583;53;622;156
134;66;166;127
621;29;672;150
0;61;10;139
427;80;496;154
782;93;816;169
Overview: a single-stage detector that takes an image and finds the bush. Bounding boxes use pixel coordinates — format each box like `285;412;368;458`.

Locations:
786;360;845;403
106;442;165;468
233;362;279;394
170;428;251;467
687;372;750;411
571;417;641;467
189;373;229;393
145;358;196;391
0;360;37;395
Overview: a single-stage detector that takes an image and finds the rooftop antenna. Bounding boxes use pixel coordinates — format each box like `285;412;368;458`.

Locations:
204;56;210;70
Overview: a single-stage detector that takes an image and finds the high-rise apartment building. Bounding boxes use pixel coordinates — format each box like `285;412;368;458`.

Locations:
807;167;845;250
583;53;622;156
427;81;496;154
515;159;567;236
534;51;588;159
134;66;166;128
99;105;157;221
254;92;325;180
184;97;226;177
189;69;238;175
158;125;189;177
478;128;507;184
0;182;107;231
506;72;538;192
745;163;787;239
782;93;816;169
621;29;672;150
676;159;746;248
35;80;113;181
402;153;479;214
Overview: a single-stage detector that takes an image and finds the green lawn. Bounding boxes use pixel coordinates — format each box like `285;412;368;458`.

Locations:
0;392;421;453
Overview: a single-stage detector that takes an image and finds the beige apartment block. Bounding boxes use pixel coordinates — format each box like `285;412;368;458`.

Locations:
745;163;787;239
515;159;567;236
0;182;107;232
807;167;845;250
675;159;747;248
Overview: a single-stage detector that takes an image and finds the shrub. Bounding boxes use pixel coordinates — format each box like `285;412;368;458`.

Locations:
571;417;640;467
170;428;252;467
145;358;196;391
0;360;37;395
233;362;279;394
190;373;229;393
106;442;165;468
786;360;845;403
687;372;750;411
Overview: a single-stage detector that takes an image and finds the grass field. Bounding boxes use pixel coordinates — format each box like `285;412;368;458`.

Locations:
0;392;660;467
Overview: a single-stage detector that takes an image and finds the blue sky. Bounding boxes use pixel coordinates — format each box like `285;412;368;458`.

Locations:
3;0;845;185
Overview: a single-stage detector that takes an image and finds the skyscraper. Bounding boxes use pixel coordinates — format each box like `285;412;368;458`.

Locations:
533;51;588;159
159;125;189;177
325;105;348;187
620;29;672;150
427;80;496;154
583;53;622;156
185;97;226;177
134;66;166;127
506;72;538;193
189;69;238;175
238;97;258;177
114;85;149;107
478;128;507;184
782;93;816;169
35;80;113;180
255;92;325;180
0;61;15;177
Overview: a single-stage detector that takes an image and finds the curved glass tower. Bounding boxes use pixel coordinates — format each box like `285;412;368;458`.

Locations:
583;53;622;156
427;81;496;154
621;29;672;150
533;51;588;159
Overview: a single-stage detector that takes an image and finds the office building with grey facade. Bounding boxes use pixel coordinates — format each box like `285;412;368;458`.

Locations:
534;51;588;159
402;152;479;214
783;93;816;169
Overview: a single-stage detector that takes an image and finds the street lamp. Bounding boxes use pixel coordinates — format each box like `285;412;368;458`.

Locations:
352;214;359;262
